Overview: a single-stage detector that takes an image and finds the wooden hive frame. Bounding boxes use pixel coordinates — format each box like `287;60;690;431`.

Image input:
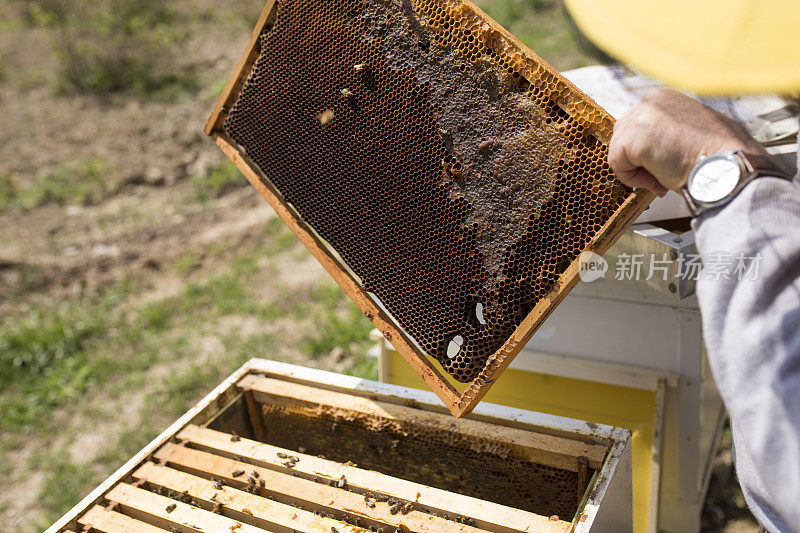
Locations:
46;359;634;533
205;0;654;418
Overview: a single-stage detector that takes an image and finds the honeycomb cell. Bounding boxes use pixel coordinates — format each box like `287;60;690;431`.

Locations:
257;396;584;518
221;0;635;383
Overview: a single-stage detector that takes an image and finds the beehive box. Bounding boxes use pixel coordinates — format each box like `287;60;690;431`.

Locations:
205;0;653;418
47;360;633;532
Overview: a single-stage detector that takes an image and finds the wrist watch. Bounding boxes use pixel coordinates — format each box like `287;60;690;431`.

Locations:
682;149;793;216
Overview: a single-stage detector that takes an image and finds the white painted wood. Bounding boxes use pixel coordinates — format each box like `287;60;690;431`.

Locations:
508;350;679;390
647;379;666;533
575;432;633;532
520;294;701;374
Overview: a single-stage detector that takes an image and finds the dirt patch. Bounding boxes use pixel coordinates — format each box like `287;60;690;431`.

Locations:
0;3;334;529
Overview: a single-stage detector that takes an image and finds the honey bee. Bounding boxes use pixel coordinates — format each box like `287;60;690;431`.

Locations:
165;503;177;513
336;475;347;489
232;469;245;478
230;431;241;442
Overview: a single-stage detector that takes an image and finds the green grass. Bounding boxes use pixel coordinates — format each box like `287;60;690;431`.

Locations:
35;450;99;521
302;306;374;360
230;0;268;28
0;228;354;434
474;0;594;71
192;160;247;202
0;285;130;431
265;217;300;254
300;281;376;378
0;173;16;211
0;238;379;523
25;0;197;98
0;306;104;389
1;158;110;211
174;252;199;276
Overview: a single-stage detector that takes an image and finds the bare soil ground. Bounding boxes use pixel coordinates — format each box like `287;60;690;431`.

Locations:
0;1;755;531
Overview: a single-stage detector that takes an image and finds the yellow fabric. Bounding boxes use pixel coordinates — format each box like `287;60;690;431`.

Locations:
387;351;655;533
564;0;800;94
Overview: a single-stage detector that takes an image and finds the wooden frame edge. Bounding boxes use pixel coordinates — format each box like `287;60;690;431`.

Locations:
204;0;279;135
455;0;615;141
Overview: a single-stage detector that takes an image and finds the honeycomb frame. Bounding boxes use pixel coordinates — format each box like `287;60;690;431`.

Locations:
205;0;653;418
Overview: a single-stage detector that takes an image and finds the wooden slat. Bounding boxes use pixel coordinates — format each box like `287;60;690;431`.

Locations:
133;461;361;533
78;505;167;533
213;134;465;413
243;389;268;442
177;424;572;533
237;374;607;470
154;443;507;533
204;0;279;134
104;483;267;533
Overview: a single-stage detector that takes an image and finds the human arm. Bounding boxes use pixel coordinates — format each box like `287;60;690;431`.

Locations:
608;89;800;531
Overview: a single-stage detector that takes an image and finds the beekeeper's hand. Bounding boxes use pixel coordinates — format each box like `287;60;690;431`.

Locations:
608;88;766;197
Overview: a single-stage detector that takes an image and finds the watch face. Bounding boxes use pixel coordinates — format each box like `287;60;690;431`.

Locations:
688;156;741;203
